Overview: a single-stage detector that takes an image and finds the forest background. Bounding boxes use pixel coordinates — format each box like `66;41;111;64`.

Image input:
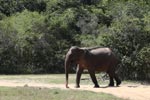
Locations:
0;0;149;81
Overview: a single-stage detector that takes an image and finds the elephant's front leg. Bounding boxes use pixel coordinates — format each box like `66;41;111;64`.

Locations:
75;65;83;88
88;69;99;88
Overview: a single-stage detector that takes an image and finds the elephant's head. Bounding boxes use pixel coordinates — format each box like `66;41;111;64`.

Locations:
65;46;85;88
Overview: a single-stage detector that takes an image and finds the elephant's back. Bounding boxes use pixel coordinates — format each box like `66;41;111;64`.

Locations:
89;47;117;66
90;48;112;55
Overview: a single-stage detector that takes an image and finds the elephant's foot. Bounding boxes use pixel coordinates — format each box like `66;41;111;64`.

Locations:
116;80;121;86
108;85;114;87
75;85;80;88
108;83;114;87
66;84;69;88
94;84;100;88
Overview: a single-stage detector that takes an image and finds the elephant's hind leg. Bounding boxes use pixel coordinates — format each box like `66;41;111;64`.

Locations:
114;73;121;86
108;72;115;87
88;69;99;88
108;71;121;87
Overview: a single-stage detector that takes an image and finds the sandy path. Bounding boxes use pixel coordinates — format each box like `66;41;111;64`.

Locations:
0;80;150;100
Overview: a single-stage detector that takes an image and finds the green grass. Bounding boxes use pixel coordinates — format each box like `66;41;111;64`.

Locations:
0;74;131;100
0;87;127;100
0;74;109;85
0;74;143;87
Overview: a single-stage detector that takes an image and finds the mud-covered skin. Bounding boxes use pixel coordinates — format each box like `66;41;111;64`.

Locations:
65;46;121;88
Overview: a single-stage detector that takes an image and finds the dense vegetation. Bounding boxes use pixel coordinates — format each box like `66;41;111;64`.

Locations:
0;0;149;81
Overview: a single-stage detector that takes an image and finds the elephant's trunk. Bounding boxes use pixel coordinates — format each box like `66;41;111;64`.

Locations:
65;54;71;88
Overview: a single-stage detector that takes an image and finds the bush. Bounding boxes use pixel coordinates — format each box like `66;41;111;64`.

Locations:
0;0;46;16
136;46;150;80
0;10;45;73
78;1;150;81
0;8;78;74
104;1;150;80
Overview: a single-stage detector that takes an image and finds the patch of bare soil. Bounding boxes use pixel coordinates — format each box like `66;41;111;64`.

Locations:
0;80;150;100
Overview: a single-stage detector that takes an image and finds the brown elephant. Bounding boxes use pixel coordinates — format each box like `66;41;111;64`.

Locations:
65;46;121;88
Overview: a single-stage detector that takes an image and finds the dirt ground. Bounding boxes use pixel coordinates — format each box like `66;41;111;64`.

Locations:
0;80;150;100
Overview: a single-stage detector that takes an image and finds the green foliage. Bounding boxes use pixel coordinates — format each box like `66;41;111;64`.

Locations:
0;7;78;74
0;0;46;16
137;46;150;64
0;10;45;74
78;1;150;80
143;11;150;32
136;46;150;80
108;1;150;80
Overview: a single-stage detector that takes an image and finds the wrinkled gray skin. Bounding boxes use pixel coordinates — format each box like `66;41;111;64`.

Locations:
65;46;121;88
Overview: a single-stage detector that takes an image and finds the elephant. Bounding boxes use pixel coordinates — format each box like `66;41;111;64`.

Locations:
65;46;121;88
